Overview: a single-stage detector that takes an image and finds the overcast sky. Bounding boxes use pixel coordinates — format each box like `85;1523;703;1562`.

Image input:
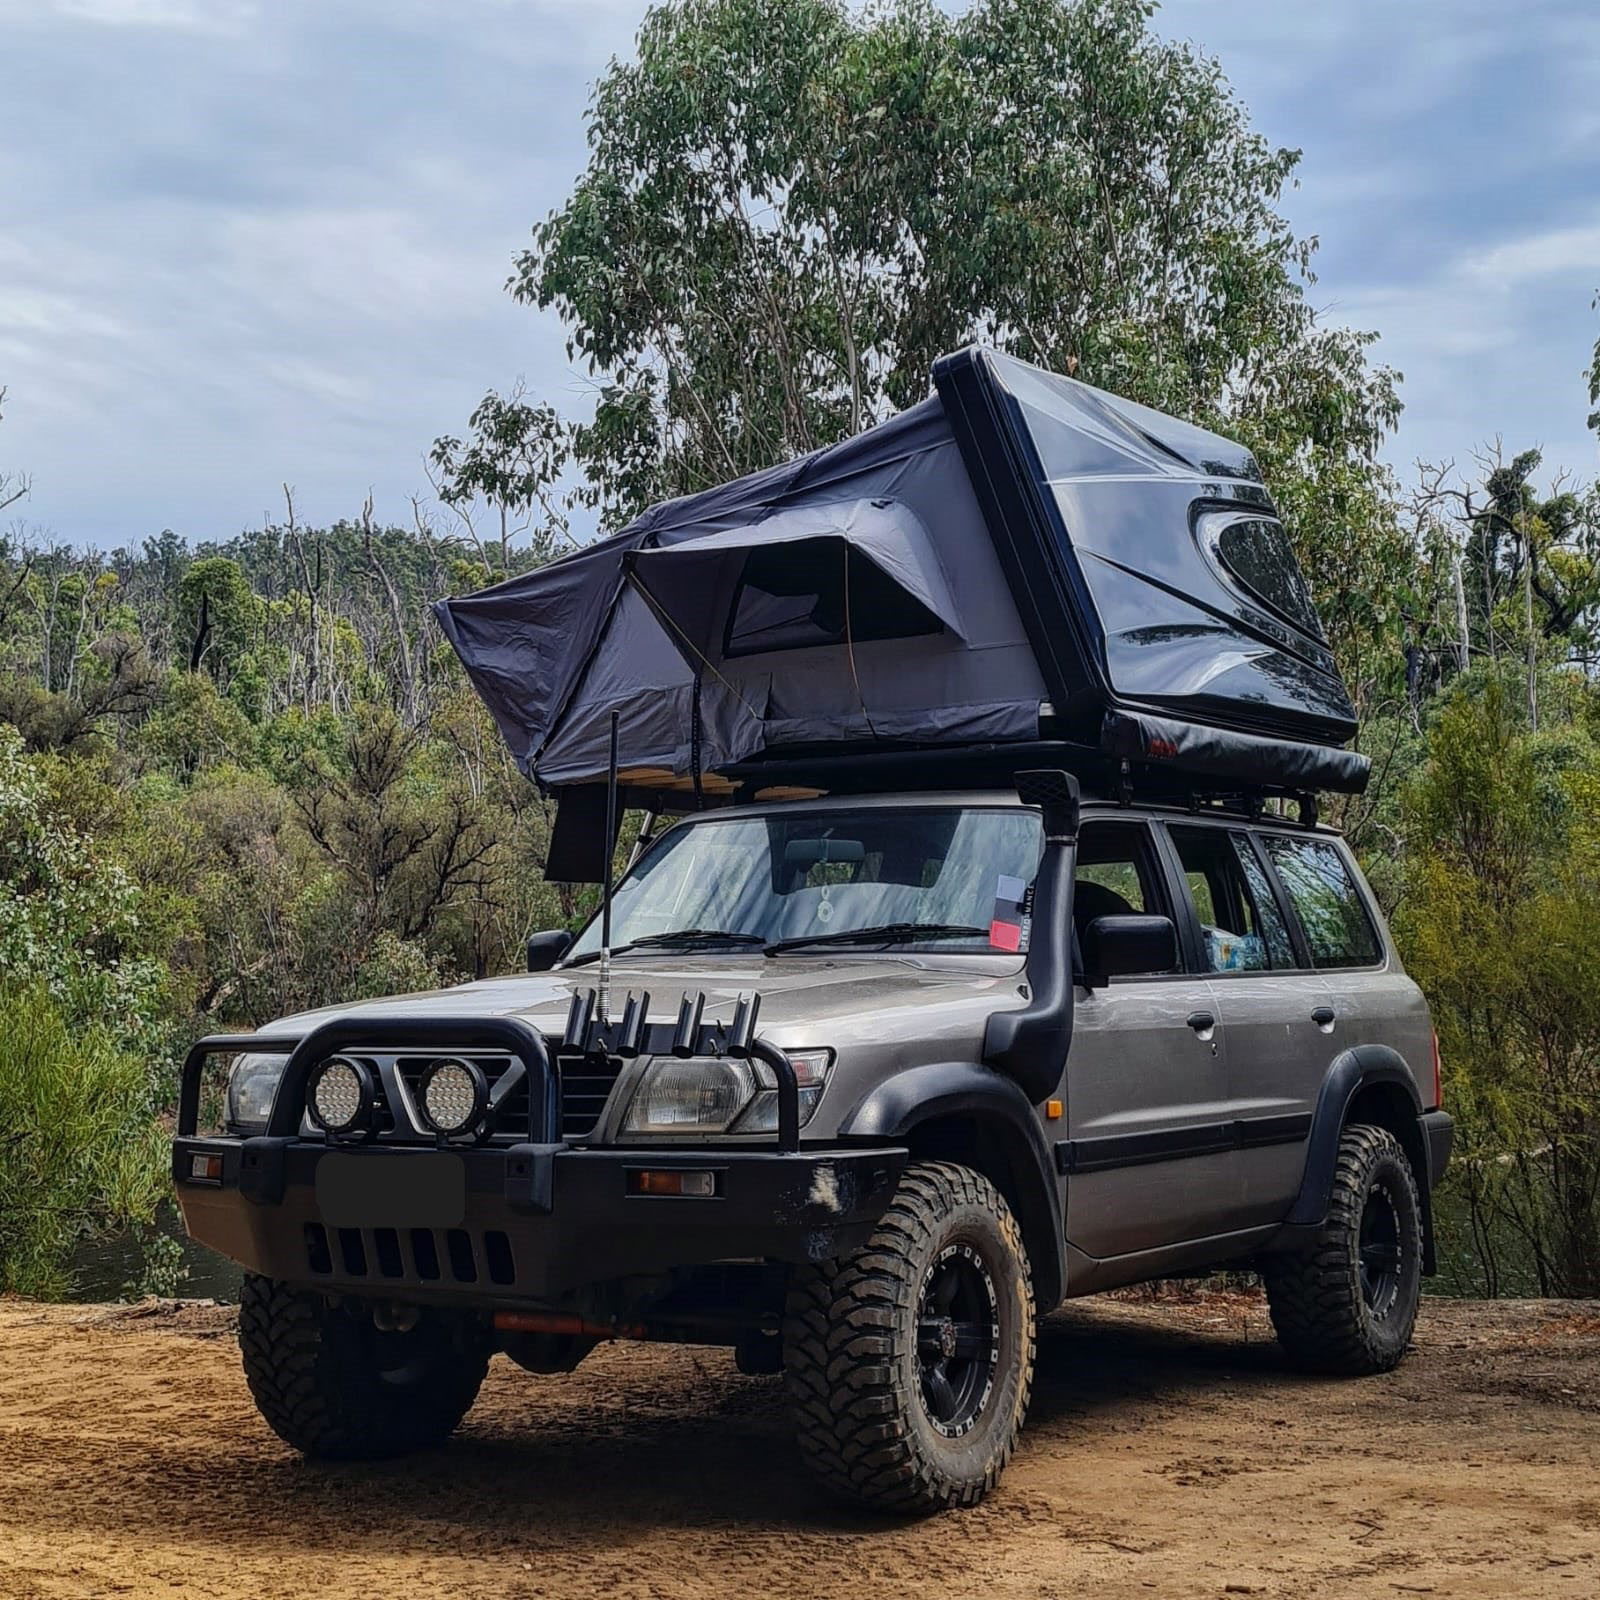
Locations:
2;0;1596;550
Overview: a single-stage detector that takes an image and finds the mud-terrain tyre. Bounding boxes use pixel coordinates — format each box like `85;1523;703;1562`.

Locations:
238;1274;489;1459
1264;1123;1423;1376
783;1161;1035;1515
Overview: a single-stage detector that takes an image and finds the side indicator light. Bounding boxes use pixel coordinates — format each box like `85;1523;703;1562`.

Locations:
1045;1099;1063;1120
627;1169;718;1198
189;1153;224;1183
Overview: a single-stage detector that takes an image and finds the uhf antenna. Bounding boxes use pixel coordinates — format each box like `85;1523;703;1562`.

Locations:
598;708;620;1022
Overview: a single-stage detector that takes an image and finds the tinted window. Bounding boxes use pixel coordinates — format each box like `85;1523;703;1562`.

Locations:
1261;836;1381;969
1170;826;1293;972
725;541;942;656
1209;515;1323;640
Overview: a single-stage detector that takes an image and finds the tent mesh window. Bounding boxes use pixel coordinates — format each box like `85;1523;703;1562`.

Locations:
724;541;944;657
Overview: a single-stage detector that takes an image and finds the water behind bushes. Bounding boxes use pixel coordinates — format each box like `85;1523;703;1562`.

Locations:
66;1205;243;1303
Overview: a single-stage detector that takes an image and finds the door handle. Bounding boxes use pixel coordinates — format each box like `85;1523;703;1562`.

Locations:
1310;1005;1336;1029
1186;1010;1216;1034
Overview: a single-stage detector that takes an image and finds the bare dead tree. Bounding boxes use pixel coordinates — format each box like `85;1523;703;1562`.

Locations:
282;484;319;710
360;493;418;724
0;386;31;514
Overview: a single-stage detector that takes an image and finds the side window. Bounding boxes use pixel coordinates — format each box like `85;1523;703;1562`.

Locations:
1261;835;1381;969
1169;825;1294;972
1073;821;1173;975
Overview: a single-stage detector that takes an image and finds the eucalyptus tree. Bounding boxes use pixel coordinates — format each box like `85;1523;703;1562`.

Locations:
518;0;1406;695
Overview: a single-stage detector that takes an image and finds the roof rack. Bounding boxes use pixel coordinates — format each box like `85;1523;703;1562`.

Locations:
704;739;1321;823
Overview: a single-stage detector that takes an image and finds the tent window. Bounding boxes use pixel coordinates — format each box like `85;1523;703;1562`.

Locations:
1209;516;1324;641
724;541;943;658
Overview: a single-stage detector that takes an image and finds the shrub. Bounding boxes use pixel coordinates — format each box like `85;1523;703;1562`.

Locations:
0;983;168;1299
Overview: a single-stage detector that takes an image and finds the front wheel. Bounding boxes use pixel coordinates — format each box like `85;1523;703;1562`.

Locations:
783;1161;1035;1514
1264;1123;1423;1375
238;1275;489;1459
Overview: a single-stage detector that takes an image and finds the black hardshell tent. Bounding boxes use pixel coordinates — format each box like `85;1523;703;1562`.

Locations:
434;347;1367;857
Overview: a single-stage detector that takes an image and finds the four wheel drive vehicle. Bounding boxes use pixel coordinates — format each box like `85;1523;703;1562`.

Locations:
173;349;1452;1513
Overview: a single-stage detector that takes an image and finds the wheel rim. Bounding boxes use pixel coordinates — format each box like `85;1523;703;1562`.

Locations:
1358;1180;1404;1317
915;1242;1000;1439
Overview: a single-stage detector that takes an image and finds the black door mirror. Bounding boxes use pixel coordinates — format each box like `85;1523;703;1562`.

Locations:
526;929;573;972
1080;914;1177;986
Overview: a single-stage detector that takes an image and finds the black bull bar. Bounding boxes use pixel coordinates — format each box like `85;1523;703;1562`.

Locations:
176;988;803;1152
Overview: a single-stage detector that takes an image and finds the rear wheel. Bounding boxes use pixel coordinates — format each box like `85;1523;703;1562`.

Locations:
1264;1123;1423;1375
238;1274;489;1458
783;1161;1035;1514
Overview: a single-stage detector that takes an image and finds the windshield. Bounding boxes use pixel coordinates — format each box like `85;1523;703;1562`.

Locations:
565;805;1043;959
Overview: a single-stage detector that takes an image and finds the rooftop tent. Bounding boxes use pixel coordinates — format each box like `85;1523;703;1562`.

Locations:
433;346;1369;816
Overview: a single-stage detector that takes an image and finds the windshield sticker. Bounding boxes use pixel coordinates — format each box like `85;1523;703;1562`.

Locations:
990;874;1030;952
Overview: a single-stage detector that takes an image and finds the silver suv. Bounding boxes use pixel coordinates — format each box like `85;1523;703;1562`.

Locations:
174;774;1452;1513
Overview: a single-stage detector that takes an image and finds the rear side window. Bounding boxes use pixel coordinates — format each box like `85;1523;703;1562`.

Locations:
1169;826;1294;972
1261;836;1381;969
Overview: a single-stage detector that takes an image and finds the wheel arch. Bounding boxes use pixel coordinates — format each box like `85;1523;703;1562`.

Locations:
839;1062;1066;1310
1288;1044;1436;1273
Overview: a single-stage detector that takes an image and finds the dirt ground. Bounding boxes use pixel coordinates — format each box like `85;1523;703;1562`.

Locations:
0;1293;1595;1600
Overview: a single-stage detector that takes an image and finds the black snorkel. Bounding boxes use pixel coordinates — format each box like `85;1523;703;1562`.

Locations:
982;769;1079;1104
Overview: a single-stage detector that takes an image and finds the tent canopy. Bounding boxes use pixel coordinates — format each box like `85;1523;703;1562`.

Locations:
433;347;1370;811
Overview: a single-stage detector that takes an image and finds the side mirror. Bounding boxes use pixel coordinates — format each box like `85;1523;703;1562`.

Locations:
1080;914;1177;987
526;929;573;972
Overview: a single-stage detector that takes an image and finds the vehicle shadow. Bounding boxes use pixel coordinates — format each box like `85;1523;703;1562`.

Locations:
35;1300;1293;1551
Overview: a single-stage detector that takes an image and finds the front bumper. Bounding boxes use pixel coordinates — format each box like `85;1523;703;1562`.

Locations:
173;1137;906;1305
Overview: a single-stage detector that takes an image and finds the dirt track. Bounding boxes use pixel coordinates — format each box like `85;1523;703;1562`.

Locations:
0;1293;1596;1600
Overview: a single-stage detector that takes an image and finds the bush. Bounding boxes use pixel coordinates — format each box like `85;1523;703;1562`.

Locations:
0;723;167;1034
0;983;168;1299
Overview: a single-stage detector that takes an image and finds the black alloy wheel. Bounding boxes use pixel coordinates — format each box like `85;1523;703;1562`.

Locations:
916;1242;1001;1439
1358;1179;1404;1317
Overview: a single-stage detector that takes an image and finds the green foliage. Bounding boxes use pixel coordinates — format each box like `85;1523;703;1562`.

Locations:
1394;668;1600;1297
429;383;572;573
0;983;168;1299
523;0;1398;568
0;724;167;1033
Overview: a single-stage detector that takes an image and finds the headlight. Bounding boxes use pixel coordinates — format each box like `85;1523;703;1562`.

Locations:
225;1052;286;1133
621;1048;833;1137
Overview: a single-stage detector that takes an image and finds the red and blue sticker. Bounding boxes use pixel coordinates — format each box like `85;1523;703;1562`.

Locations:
989;874;1031;952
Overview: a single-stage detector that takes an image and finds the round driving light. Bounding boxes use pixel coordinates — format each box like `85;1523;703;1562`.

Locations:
307;1055;373;1135
419;1058;487;1136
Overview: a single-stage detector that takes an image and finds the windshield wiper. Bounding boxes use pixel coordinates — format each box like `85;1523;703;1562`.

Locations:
564;928;767;966
765;922;991;955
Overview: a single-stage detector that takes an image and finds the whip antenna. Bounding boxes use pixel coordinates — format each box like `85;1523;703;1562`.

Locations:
598;709;620;1021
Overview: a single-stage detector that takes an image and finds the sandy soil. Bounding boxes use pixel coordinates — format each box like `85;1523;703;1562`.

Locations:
0;1292;1595;1600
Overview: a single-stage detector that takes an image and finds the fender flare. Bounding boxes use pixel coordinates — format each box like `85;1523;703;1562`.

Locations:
840;1061;1066;1309
1288;1044;1430;1241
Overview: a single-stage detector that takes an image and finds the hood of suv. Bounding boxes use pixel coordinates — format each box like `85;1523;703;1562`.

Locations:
251;952;1027;1053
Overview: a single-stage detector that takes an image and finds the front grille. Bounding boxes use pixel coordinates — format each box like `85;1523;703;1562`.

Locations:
558;1055;626;1139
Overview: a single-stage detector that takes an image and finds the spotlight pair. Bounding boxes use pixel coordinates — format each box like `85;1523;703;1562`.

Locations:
306;1056;486;1139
